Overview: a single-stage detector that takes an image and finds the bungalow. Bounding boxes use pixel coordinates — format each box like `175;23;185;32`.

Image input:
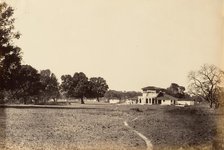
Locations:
137;86;166;105
137;86;194;106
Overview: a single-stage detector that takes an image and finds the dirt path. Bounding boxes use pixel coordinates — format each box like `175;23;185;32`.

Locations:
124;120;153;150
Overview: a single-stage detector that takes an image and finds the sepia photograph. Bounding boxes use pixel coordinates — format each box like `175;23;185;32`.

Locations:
0;0;224;149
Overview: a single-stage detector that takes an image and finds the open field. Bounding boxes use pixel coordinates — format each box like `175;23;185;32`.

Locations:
126;105;218;150
0;104;222;150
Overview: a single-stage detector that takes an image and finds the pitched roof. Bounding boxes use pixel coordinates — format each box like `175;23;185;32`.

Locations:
156;93;178;100
142;86;165;91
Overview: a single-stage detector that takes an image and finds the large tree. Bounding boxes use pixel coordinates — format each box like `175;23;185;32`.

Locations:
61;72;89;104
15;65;41;104
60;74;73;99
166;83;185;98
188;64;224;108
40;69;60;103
0;2;22;93
88;77;109;101
72;72;89;104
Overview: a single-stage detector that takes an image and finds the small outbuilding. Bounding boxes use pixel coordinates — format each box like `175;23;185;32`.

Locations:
176;99;195;106
156;94;178;105
109;99;120;104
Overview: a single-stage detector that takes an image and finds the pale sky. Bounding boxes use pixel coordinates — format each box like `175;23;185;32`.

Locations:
4;0;224;91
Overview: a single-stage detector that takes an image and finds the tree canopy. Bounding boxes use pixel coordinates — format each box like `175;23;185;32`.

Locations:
88;77;109;101
61;73;109;104
14;65;41;104
0;2;22;92
39;69;60;103
166;83;186;98
61;72;89;104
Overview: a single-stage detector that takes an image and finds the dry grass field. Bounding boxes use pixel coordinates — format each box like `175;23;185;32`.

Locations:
0;104;222;150
126;105;219;150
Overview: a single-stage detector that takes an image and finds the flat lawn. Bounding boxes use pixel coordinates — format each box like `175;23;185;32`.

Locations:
0;104;222;150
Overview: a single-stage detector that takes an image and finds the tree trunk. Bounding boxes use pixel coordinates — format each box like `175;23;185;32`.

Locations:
34;99;38;105
210;101;213;108
24;99;27;104
215;102;219;109
81;97;85;104
97;97;99;102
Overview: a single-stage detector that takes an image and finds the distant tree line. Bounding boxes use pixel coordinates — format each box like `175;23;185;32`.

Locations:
104;90;142;100
0;66;109;105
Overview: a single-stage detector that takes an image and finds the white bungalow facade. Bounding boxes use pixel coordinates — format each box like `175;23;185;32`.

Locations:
137;86;194;106
137;86;167;105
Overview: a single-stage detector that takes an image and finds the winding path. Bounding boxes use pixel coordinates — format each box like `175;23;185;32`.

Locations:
124;120;153;150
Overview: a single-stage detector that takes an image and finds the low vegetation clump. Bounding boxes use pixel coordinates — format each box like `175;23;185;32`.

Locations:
130;108;143;112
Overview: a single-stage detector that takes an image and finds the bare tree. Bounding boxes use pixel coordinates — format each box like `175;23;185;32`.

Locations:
188;64;224;108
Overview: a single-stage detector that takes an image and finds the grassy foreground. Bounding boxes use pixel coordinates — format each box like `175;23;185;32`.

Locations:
0;104;222;150
126;105;219;150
